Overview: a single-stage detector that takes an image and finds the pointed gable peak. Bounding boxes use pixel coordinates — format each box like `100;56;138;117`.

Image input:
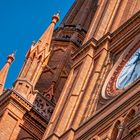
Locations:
39;12;60;44
27;13;60;59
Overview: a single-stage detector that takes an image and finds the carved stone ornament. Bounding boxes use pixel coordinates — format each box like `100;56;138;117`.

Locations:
33;93;54;120
102;35;140;99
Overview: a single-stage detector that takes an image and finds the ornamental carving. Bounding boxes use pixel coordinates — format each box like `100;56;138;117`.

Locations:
33;92;54;120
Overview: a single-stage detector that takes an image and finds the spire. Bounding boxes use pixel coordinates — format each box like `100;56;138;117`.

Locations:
39;12;60;46
13;13;59;103
27;12;60;59
0;53;15;94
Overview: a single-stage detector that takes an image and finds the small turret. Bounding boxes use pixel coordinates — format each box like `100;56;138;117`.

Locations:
0;53;15;94
13;13;59;103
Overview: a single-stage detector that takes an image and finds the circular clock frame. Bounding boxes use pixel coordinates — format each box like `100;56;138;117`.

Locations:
102;36;140;99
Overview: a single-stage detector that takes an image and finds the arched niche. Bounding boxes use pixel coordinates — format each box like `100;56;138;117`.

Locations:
107;120;122;140
122;109;136;137
123;109;136;124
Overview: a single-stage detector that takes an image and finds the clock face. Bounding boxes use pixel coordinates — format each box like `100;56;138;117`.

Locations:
116;48;140;89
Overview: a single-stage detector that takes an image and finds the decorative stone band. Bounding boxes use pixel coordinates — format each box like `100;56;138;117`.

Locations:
33;90;55;121
102;35;140;99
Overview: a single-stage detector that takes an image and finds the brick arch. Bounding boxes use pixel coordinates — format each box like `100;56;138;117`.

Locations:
102;34;140;99
123;109;136;124
107;120;121;140
122;109;137;137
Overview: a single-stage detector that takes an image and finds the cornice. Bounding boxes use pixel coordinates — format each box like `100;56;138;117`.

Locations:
27;110;48;127
10;89;32;110
0;89;32;110
13;79;34;91
52;38;81;49
55;25;87;35
111;10;140;40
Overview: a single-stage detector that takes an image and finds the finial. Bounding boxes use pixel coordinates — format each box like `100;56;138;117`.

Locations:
52;11;60;24
12;50;17;56
30;40;36;51
56;11;60;16
32;40;36;46
7;52;15;64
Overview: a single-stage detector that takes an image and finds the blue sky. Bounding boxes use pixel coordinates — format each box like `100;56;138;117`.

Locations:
0;0;74;88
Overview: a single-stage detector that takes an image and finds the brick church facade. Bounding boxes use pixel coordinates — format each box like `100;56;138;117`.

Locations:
0;0;140;139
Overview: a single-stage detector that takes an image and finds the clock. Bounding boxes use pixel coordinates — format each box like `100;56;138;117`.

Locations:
116;48;140;89
101;38;140;99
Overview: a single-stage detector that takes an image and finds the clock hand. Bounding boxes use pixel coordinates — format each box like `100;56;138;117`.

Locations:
117;50;140;89
125;55;139;85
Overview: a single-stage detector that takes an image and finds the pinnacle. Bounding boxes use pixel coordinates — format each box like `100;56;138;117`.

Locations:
52;11;60;24
7;52;15;64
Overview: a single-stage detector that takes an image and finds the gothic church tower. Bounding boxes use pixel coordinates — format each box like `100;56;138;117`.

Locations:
42;0;140;140
35;0;97;102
